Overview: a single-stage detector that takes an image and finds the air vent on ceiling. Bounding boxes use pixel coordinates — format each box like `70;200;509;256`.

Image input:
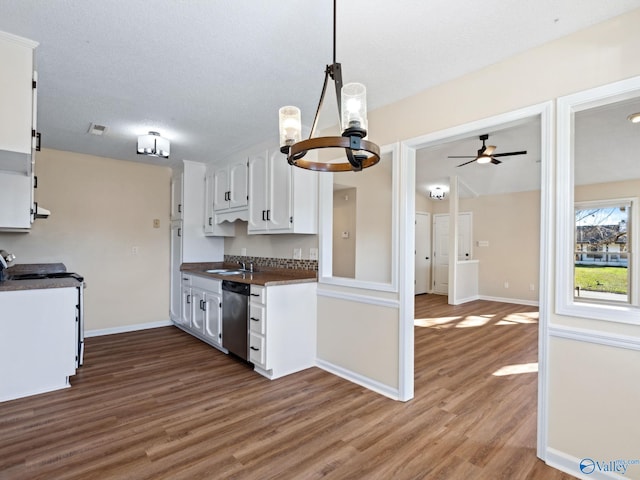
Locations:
88;123;108;135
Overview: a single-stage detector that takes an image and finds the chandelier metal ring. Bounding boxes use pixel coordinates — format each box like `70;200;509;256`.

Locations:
288;136;380;172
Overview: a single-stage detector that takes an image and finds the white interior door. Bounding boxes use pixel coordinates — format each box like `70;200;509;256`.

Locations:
433;212;472;295
433;214;449;294
415;212;431;294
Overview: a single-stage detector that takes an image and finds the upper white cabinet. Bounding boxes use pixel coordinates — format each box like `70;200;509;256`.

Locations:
170;172;183;221
0;31;37;156
0;31;39;230
248;148;318;234
213;159;248;212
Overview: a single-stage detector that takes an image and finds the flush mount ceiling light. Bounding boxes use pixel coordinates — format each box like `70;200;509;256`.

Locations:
137;131;170;158
278;0;380;173
429;186;446;200
628;113;640;124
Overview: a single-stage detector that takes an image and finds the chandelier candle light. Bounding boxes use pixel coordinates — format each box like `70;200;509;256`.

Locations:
278;0;380;172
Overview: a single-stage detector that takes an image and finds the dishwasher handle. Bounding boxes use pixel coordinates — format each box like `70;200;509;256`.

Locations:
222;280;250;296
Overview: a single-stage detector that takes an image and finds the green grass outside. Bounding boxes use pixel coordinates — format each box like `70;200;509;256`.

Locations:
575;265;628;294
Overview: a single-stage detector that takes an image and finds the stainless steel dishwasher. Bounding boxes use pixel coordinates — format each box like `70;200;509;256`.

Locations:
222;280;250;361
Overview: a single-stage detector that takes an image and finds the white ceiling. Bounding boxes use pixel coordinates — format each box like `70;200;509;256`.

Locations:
415;96;640;199
0;1;639;168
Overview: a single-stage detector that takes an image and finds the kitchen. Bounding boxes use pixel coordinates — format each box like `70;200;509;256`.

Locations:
2;2;640;479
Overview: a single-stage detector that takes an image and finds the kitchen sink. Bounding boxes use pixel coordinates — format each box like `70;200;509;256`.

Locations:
205;269;247;275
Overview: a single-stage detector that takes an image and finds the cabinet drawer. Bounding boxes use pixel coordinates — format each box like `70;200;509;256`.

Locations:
249;332;266;366
250;285;265;305
190;274;222;293
249;304;265;334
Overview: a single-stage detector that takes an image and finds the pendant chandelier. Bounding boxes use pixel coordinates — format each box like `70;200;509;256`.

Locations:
278;0;380;172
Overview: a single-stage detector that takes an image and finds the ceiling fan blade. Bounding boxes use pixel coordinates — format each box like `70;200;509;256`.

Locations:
484;145;496;156
490;158;502;165
456;158;478;167
492;150;527;158
448;155;475;158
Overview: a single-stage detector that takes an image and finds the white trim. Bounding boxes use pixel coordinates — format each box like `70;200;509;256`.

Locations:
478;295;540;307
454;295;480;304
0;30;39;48
316;287;400;309
398;141;415;401
546;447;630;480
556;75;640;325
318;142;400;292
401;100;554;461
315;358;401;401
85;319;172;338
549;324;640;351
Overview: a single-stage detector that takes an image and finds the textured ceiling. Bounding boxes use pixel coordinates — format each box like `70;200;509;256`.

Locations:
0;0;639;169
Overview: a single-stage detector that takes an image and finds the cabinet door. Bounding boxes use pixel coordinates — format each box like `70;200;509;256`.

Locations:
191;289;205;333
0;34;34;154
204;293;222;345
228;160;248;209
0;172;31;228
180;286;192;327
212;167;229;212
170;173;183;220
203;172;214;234
267;149;292;231
248;151;268;231
169;222;183;322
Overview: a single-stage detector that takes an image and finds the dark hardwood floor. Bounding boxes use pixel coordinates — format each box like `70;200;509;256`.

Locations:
0;295;575;479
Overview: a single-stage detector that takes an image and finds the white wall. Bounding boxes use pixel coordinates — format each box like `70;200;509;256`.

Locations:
0;148;171;331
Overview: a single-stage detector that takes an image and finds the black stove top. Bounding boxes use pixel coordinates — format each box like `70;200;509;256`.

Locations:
8;272;84;282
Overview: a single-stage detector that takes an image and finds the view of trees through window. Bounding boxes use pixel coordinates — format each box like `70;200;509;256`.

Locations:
574;202;630;303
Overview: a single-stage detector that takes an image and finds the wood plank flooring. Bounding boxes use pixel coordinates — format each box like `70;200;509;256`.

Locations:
0;295;575;479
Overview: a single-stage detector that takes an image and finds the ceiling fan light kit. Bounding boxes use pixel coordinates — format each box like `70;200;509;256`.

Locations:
278;0;380;173
449;133;527;167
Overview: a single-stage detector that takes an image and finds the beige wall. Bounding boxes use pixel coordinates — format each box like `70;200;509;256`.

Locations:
0;148;171;331
332;188;356;278
224;223;318;260
316;6;640;470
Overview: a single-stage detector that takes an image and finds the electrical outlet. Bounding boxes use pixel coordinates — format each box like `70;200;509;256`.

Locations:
293;248;302;260
132;246;139;255
309;248;318;260
241;247;247;256
153;219;160;228
530;283;535;291
504;281;509;289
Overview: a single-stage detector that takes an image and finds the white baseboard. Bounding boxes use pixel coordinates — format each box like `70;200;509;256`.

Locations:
85;319;173;338
316;358;401;401
478;295;539;307
546;447;632;480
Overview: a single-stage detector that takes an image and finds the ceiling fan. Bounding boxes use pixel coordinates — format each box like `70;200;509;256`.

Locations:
449;134;527;167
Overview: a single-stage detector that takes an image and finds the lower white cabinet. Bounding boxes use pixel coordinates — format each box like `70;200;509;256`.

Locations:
249;282;317;379
176;274;223;349
1;287;78;402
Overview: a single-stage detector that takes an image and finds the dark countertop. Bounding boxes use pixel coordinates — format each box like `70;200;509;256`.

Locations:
0;263;84;292
181;262;317;286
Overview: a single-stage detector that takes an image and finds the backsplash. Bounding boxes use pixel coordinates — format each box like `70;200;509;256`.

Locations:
224;255;318;271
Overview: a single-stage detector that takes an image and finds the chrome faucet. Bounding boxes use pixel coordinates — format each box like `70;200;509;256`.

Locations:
239;260;246;271
248;262;254;273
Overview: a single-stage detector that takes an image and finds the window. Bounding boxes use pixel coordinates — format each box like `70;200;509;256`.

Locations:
574;200;631;304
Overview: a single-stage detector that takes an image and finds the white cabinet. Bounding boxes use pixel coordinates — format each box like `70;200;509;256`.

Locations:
0;31;37;155
0;31;39;230
248;148;318;234
213;159;248;212
248;282;317;379
1;287;78;402
203;169;236;237
169;161;224;324
178;273;223;349
170;172;183;221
